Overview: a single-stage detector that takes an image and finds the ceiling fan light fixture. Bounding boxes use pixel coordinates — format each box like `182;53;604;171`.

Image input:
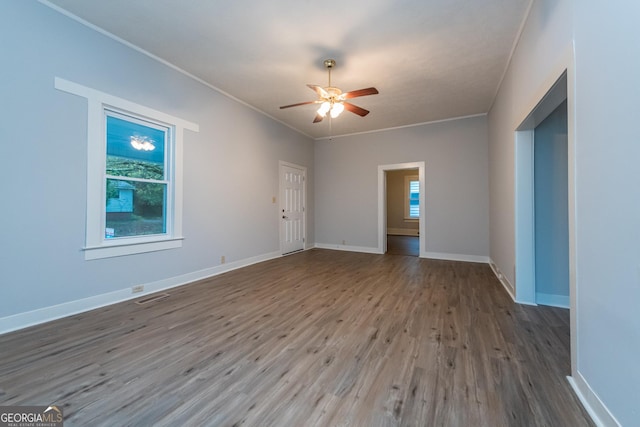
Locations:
330;102;344;118
317;101;331;117
279;59;378;124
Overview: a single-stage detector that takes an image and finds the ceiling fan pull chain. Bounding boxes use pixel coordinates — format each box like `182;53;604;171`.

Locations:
329;116;332;140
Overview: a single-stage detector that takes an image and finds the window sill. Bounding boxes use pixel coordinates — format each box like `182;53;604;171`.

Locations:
84;237;184;260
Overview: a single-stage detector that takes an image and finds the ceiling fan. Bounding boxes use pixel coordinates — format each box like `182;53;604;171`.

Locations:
280;59;379;123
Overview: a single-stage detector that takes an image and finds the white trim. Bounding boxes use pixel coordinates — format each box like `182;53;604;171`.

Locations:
567;374;621;427
535;292;569;309
489;258;520;303
566;41;579;379
316;113;486;141
514;128;536;304
314;243;382;255
0;250;281;335
488;0;536;112
314;243;489;264
54;78;198;131
423;252;489;264
54;77;199;260
84;238;184;260
378;162;426;257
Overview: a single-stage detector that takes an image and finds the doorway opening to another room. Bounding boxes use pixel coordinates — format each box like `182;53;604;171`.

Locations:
378;162;426;257
386;169;420;256
515;72;570;308
514;67;577;378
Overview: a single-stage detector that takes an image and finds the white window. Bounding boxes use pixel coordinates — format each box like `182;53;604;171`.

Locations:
55;78;199;260
404;175;420;220
105;110;170;239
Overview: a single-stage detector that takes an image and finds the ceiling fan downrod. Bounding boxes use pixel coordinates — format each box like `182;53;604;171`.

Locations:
324;59;336;87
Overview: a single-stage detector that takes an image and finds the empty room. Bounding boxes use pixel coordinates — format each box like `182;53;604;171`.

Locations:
1;1;638;426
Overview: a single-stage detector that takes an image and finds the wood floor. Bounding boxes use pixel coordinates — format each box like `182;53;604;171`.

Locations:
0;249;593;426
386;235;419;257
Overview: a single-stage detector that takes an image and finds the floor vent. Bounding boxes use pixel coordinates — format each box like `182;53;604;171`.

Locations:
135;293;170;305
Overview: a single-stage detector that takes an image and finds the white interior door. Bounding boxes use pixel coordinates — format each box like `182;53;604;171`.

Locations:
280;162;306;254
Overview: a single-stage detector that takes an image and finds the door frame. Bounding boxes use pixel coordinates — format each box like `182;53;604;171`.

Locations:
514;54;577;375
279;160;307;255
515;72;569;306
378;162;426;257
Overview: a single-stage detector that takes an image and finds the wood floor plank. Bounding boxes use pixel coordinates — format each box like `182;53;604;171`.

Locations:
0;249;593;426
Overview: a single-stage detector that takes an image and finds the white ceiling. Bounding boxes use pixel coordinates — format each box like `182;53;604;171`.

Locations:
43;0;531;139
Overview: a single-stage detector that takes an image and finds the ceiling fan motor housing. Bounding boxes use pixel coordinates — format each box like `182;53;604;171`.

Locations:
324;59;336;69
325;87;342;100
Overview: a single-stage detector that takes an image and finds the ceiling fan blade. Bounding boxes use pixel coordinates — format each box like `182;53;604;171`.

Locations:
342;87;379;99
313;113;324;123
343;102;370;117
307;84;329;98
279;100;317;109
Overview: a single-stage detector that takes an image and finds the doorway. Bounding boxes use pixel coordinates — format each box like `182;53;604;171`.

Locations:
515;72;570;307
385;169;419;256
279;161;306;255
377;162;426;256
534;100;569;307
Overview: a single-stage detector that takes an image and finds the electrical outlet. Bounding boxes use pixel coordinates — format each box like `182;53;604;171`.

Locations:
342;240;346;245
221;255;226;264
272;196;277;203
132;285;144;294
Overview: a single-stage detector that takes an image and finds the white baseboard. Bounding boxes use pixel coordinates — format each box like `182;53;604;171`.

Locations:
387;228;419;236
567;374;621;427
314;244;489;265
489;258;517;301
536;292;570;308
423;252;489;263
314;243;382;254
0;250;281;335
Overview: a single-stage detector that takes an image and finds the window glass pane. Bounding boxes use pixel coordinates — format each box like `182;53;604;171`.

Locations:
106;114;166;180
409;180;419;194
409;200;419;217
106;179;166;238
409;180;419;217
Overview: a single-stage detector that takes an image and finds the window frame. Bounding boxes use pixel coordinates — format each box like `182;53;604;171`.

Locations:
404;175;420;221
55;78;199;260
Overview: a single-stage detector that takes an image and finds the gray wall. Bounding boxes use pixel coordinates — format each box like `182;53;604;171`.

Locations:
574;1;640;424
0;2;314;320
534;101;569;302
489;0;640;424
315;116;489;259
386;169;419;234
4;0;638;423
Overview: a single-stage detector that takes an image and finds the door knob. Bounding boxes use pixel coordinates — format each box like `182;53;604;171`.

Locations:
282;215;288;219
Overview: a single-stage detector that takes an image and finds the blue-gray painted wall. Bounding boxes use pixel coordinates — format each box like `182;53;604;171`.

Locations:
0;1;314;318
534;100;569;301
